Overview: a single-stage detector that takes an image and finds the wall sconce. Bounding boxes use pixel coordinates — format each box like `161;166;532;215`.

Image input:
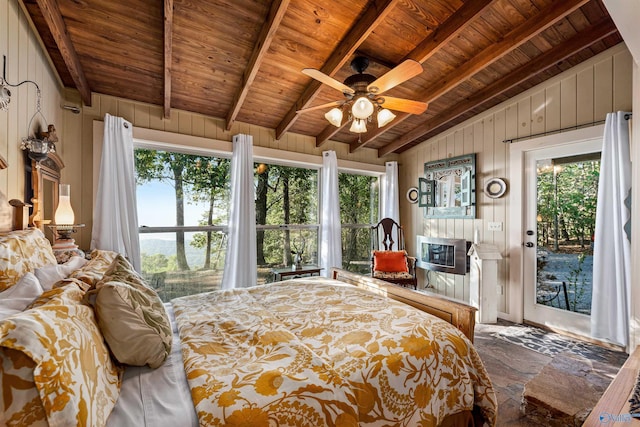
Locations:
48;184;85;260
19;88;58;163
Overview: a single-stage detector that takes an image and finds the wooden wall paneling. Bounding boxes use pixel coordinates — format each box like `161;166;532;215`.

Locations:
163;109;180;133
0;0;8;198
545;82;561;132
560;75;578;128
505;102;518;141
147;104;164;131
118;100;135;124
492;108;507;313
15;6;29;201
203;117;218;140
613;50;633;111
517;97;531;138
594;56;614;119
133;103;151;128
531;89;546;135
191;115;205;137
576;67;595;124
100;95;118;118
177;110;192;136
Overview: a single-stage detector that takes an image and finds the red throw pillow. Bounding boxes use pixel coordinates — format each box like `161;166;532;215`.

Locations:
373;251;408;273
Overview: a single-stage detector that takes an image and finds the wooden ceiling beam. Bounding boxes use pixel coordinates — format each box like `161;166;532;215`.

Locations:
163;0;173;119
404;0;494;64
35;0;92;106
349;0;590;153
276;0;401;142
378;19;619;156
225;0;290;131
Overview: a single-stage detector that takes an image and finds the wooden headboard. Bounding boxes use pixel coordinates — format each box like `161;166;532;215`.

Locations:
331;268;477;342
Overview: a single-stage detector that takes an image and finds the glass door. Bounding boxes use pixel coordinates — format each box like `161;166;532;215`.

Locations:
523;139;601;337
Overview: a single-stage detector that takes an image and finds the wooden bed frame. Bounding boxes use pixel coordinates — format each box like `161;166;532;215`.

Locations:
331;268;477;342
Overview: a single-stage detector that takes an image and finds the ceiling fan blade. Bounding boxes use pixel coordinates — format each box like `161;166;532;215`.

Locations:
302;69;355;94
381;96;428;115
296;100;342;113
367;59;423;94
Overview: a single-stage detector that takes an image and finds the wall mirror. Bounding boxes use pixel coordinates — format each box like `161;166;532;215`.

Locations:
25;152;64;241
418;153;476;219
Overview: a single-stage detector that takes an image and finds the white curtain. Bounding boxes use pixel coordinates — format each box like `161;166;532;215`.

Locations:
591;112;632;347
92;114;141;271
319;151;342;277
221;134;257;289
380;161;399;222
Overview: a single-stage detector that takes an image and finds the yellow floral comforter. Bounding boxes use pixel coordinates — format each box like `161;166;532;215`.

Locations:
172;278;497;426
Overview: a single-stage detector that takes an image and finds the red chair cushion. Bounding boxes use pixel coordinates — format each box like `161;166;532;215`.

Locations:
373;251;409;273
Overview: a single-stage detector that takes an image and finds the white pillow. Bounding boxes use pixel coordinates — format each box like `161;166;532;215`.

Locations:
0;273;44;320
34;256;89;290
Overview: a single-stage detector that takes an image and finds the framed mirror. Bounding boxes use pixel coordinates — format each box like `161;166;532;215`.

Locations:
25;152;64;241
418;153;476;219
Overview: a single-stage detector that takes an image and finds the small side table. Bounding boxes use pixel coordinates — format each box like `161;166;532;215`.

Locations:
271;266;323;282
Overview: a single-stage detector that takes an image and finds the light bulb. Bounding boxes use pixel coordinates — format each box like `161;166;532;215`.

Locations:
377;108;396;127
349;119;367;133
324;108;343;127
55;184;75;225
351;97;374;120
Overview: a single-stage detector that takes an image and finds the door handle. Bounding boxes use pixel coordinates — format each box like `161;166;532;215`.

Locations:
525;242;535;248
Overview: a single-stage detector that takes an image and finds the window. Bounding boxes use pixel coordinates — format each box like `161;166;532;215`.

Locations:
255;162;319;282
135;148;230;301
135;142;380;299
339;172;379;274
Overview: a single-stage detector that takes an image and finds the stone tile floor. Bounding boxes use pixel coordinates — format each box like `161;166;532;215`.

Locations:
474;320;628;426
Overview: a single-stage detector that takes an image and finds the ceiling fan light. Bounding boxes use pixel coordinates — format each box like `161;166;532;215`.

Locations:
350;119;367;133
324;108;343;127
351;97;374;120
377;108;396;127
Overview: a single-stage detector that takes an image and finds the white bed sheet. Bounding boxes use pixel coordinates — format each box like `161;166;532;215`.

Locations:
106;304;198;427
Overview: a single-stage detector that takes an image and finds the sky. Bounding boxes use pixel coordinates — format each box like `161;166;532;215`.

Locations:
136;180;211;239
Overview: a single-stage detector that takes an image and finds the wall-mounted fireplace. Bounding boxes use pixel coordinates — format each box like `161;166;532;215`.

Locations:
416;235;470;275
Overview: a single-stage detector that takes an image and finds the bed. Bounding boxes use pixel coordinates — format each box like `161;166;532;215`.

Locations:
0;228;497;426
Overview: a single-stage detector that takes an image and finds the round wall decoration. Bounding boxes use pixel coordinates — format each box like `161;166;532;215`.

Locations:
484;178;507;199
406;187;419;204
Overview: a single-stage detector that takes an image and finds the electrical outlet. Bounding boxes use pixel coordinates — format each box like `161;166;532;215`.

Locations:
488;221;503;232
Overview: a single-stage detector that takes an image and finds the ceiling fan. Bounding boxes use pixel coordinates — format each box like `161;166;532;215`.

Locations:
298;56;428;133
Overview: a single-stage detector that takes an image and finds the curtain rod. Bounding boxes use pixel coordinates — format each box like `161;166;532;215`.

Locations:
502;113;632;144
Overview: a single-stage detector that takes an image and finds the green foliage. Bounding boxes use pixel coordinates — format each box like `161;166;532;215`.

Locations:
566;252;588;312
536;160;599;249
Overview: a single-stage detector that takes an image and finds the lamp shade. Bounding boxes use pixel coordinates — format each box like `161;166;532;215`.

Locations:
351;97;374;120
324;108;343;127
377;108;396;127
55;184;75;225
349;119;367;133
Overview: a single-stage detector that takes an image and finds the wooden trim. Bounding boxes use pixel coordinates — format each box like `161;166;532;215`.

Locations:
163;0;173;119
331;268;477;342
276;0;401;141
404;0;494;64
35;0;92;106
583;346;638;426
226;0;290;131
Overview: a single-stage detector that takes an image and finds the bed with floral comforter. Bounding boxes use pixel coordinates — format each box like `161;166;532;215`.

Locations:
172;277;497;426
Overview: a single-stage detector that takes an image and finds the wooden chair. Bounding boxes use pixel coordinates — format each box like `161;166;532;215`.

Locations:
370;218;417;289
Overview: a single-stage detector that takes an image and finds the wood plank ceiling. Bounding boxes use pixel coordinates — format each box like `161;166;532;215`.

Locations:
22;0;621;156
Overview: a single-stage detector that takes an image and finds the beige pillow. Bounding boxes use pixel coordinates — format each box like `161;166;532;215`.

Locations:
92;254;172;368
